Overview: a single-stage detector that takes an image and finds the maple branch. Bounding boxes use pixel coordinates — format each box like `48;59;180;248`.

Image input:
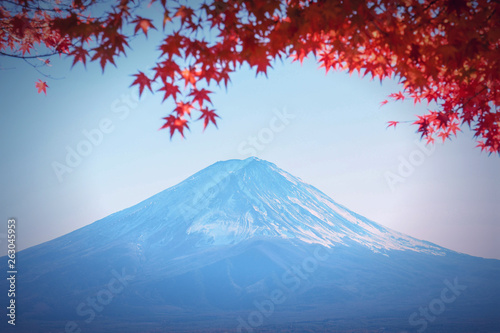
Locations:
23;58;64;79
0;50;59;59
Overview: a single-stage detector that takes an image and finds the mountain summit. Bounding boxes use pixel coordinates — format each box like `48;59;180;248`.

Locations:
2;158;499;333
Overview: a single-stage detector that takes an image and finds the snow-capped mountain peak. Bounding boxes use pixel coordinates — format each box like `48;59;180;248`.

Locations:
79;157;446;256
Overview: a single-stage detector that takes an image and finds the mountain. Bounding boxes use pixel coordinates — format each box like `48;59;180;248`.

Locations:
1;157;499;333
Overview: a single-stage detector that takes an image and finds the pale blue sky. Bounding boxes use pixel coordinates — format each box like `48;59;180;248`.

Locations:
0;26;499;259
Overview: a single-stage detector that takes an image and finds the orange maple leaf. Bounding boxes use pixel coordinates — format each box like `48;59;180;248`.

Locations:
35;79;48;94
173;101;193;117
180;68;198;87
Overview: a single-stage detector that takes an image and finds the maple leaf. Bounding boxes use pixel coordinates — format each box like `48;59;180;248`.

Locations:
38;58;51;66
414;115;432;138
157;82;181;102
198;107;219;130
130;71;153;96
448;122;461;136
173;101;193;117
254;57;272;76
69;46;89;67
19;43;32;55
153;59;181;82
106;33;129;56
475;141;490;153
55;37;71;54
132;16;156;37
380;100;389;107
291;48;310;65
435;112;449;129
197;65;220;85
387;121;399;129
159;33;184;58
247;47;272;76
180;68;198;87
90;45;117;72
162;9;172;29
188;88;212;107
35;79;48;94
174;6;195;26
160;115;189;138
437;130;450;143
389;91;405;102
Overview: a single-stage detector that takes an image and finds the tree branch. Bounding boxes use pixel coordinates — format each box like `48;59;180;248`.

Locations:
0;50;59;59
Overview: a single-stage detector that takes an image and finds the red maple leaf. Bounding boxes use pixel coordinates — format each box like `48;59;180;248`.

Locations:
158;33;184;58
153;59;181;82
157;82;181;102
91;45;117;72
132;16;156;37
180;68;198;87
35;79;48;94
173;101;193;117
130;71;152;96
19;43;32;55
174;6;194;26
389;91;405;102
160;115;189;138
448;122;461;136
188;88;212;107
197;65;220;85
437;130;450;142
198;107;219;130
387;121;399;129
70;46;89;67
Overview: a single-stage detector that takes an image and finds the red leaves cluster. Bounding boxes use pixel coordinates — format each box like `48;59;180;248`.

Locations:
1;0;499;153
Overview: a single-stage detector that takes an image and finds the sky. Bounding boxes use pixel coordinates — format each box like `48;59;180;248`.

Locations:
0;19;499;260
